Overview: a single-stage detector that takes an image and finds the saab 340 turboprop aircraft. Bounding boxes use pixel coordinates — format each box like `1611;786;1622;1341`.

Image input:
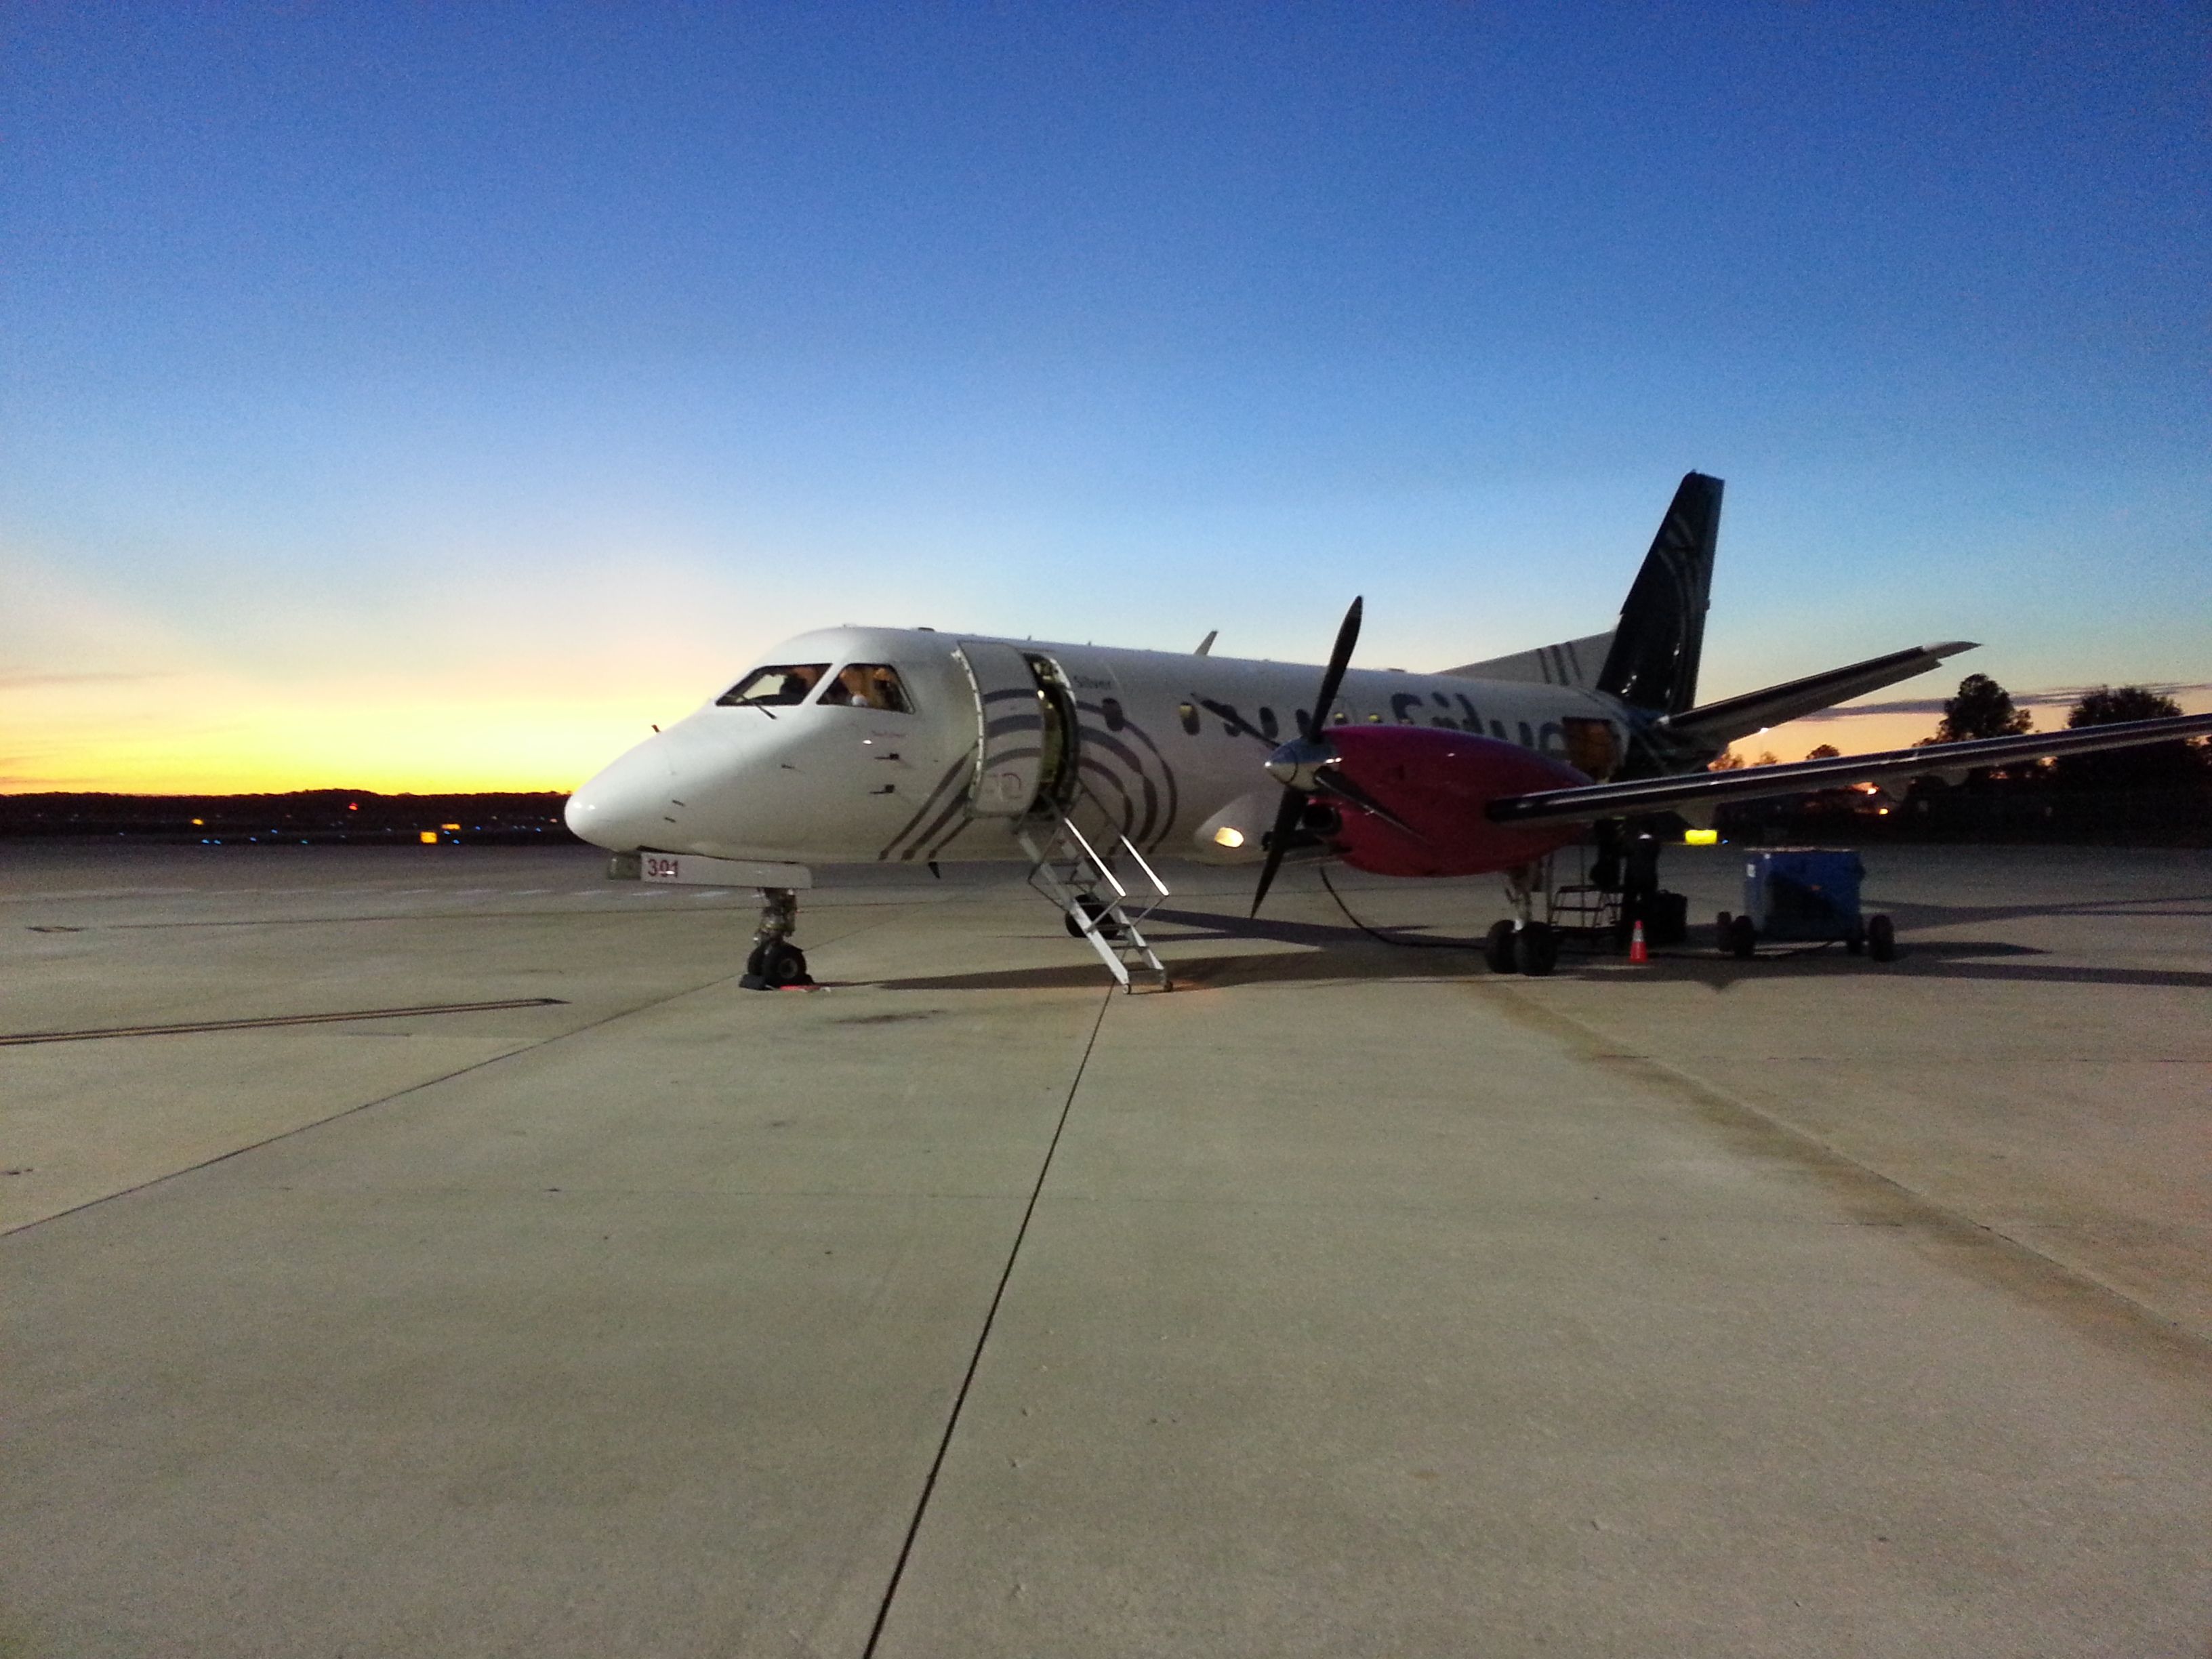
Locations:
566;473;2212;989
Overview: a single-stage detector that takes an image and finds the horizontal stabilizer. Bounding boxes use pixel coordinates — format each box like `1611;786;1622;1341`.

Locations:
1442;629;1615;689
1660;641;1978;750
1486;712;2212;826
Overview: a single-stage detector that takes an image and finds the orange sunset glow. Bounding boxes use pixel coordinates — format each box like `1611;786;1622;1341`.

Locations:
0;674;697;796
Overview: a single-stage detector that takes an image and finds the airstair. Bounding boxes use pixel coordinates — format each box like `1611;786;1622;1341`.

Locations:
1015;791;1172;991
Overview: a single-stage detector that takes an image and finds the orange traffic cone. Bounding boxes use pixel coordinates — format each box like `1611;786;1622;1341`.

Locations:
1629;919;1648;964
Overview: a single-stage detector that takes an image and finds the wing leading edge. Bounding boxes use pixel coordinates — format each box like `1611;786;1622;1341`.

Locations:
1486;712;2212;825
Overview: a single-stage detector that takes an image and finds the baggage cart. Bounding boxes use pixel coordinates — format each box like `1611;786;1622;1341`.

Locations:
1717;848;1896;962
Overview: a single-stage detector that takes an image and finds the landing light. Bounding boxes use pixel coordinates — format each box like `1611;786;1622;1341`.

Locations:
1213;826;1246;849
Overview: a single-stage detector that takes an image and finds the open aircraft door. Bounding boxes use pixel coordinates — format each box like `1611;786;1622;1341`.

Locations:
954;641;1046;816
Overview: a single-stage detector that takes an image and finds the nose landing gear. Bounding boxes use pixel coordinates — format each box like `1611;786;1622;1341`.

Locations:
740;887;813;990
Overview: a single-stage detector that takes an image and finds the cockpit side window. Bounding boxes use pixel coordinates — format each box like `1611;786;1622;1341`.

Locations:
825;663;914;712
718;663;830;707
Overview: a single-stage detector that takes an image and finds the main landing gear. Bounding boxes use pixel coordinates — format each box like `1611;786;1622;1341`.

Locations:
1483;862;1562;977
1483;919;1561;976
740;886;813;991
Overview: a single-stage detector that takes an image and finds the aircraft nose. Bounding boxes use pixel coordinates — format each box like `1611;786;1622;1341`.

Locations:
564;742;674;851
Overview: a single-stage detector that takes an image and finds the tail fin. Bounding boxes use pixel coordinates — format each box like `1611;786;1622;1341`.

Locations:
1597;472;1722;714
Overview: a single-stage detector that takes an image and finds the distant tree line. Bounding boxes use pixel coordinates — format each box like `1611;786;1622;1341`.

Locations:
0;790;579;844
1713;676;2208;846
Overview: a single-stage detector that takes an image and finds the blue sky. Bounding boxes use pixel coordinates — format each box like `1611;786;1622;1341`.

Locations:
4;2;2206;788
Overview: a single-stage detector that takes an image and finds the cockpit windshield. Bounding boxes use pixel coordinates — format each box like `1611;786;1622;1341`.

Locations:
717;663;830;707
823;663;914;713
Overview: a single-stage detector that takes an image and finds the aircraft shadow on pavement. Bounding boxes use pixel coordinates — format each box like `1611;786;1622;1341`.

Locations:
856;912;2212;996
856;907;1487;994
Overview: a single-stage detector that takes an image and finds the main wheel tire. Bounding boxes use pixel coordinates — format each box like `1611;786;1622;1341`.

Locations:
1483;920;1517;975
757;941;811;987
1516;922;1560;977
1715;911;1734;955
744;941;769;977
1867;914;1897;963
1727;914;1757;960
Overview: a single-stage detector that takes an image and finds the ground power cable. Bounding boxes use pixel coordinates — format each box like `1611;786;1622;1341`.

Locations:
1317;867;1481;949
860;987;1115;1659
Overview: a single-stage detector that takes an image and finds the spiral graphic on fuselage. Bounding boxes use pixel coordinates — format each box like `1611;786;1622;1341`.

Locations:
1071;701;1181;853
872;697;1185;863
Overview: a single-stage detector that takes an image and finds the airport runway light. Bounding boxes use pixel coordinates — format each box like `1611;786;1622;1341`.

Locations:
1214;826;1246;848
419;831;439;844
441;823;460;831
1683;828;1719;846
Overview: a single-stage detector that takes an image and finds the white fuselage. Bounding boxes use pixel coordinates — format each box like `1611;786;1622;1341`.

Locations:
565;626;1630;869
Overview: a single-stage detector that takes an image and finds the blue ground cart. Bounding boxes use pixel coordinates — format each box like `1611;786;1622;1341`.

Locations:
1717;848;1896;962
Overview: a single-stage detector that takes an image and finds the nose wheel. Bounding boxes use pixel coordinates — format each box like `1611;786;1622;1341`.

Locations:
740;887;813;990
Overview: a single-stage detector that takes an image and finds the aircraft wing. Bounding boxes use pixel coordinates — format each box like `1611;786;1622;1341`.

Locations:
1656;640;1978;750
1486;712;2212;825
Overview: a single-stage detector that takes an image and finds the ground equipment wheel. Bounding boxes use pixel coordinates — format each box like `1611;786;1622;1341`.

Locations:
1515;922;1560;977
1064;895;1121;941
1483;920;1517;975
1715;911;1733;954
1866;914;1897;963
1727;914;1757;960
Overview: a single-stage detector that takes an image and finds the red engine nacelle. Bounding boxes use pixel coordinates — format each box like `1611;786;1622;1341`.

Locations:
1321;726;1593;878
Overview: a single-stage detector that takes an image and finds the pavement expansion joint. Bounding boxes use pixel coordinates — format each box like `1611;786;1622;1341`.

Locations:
1473;976;2212;1370
0;964;767;1239
861;986;1115;1659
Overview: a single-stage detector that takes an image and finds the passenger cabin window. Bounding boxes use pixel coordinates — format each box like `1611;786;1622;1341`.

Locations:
826;663;914;712
718;663;830;706
1101;697;1127;732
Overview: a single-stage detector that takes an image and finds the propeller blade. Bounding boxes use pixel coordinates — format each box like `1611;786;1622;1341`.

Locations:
1250;786;1309;917
1252;596;1365;917
1311;764;1425;842
1307;596;1363;736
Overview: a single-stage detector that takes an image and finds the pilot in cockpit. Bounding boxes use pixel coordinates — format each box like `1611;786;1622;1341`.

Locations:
827;663;913;712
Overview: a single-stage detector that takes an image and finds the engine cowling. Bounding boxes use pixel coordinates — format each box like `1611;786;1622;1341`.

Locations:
1319;726;1593;877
